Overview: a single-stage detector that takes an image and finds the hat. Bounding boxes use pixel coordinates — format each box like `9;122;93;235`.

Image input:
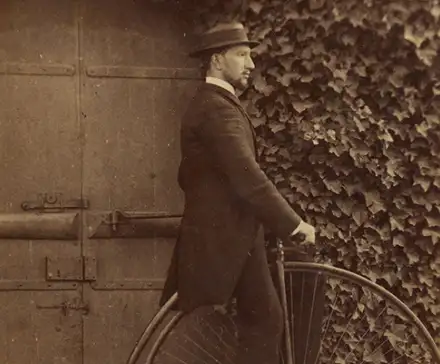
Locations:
189;22;259;58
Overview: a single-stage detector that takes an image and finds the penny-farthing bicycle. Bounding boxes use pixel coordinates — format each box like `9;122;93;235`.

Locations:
126;239;440;364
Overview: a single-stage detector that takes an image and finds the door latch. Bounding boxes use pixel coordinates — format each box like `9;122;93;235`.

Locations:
106;210;181;232
36;297;89;316
21;193;89;212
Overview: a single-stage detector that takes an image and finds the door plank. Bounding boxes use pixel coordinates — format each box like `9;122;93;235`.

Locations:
80;1;197;363
0;2;83;364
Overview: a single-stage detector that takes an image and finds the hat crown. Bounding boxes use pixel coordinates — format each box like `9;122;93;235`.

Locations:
205;22;244;34
189;21;259;58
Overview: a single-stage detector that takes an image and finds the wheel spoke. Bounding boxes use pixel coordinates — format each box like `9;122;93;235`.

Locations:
171;339;212;364
182;333;223;364
359;329;390;364
162;350;207;364
139;262;440;364
343;304;388;363
289;273;294;357
193;317;236;364
329;294;363;362
303;274;319;364
382;329;422;364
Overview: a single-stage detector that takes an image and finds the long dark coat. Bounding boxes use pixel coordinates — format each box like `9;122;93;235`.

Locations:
160;83;302;312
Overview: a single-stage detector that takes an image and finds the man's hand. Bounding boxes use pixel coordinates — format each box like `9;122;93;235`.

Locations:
291;220;316;245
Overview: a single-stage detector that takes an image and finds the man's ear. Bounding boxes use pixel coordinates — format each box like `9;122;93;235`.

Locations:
211;53;223;71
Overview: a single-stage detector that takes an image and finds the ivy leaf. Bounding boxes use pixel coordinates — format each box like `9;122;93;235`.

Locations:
309;0;326;11
251;115;266;127
323;178;343;194
430;304;440;316
353;206;369;226
278;56;294;71
390;216;405;231
405;249;420;264
418;270;434;288
270;123;286;133
386;306;410;323
384;330;404;349
392;234;406;248
415;237;435;254
364;191;386;214
413;175;432;192
363;348;387;363
292;100;315;113
277;43;295;56
422;228;440;245
249;1;263;14
253;73;275;96
335;198;355;216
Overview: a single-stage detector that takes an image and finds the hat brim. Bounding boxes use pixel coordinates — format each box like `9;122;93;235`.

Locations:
189;40;260;58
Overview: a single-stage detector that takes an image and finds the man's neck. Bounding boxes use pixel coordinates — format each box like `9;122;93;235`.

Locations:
205;76;235;95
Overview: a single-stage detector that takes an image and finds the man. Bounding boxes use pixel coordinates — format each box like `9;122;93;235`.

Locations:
160;22;317;364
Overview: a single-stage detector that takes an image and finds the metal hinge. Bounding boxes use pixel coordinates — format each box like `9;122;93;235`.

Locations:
46;256;97;282
36;297;89;316
21;193;89;212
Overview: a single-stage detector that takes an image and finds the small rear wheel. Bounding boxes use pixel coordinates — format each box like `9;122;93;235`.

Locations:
127;294;240;364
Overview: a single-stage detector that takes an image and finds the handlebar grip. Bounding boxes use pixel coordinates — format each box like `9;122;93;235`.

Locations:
290;232;307;244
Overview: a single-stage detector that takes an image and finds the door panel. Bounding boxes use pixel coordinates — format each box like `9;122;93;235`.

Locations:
0;0;76;64
83;291;158;364
0;2;83;364
82;78;156;209
0;76;81;210
0;290;83;363
80;1;199;363
1;0;199;362
0;291;82;364
152;79;197;212
81;0;195;68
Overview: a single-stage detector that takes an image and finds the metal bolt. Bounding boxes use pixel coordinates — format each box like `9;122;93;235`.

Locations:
45;194;57;204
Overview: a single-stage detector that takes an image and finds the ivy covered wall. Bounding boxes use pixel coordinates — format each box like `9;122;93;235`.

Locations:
183;0;440;351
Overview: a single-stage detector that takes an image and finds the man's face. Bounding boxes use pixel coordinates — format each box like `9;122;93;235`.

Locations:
216;45;255;90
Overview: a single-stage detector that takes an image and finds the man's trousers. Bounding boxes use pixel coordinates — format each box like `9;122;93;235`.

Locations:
232;240;326;364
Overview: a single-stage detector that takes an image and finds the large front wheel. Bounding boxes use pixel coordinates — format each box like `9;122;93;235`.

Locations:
127;263;440;364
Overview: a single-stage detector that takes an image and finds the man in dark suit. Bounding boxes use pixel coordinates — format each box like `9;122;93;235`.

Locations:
160;22;317;364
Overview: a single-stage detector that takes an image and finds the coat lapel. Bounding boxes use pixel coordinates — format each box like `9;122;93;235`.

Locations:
203;83;259;160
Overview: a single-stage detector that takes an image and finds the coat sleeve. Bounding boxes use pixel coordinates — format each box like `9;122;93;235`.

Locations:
195;100;302;240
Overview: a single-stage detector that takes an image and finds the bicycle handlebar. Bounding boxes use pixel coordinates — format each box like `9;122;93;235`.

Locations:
268;237;329;261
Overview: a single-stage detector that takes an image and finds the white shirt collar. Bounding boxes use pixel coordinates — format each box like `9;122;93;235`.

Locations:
205;76;235;95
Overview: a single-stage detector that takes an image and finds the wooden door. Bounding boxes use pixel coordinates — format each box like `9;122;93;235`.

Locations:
79;1;199;363
0;1;83;363
0;1;199;363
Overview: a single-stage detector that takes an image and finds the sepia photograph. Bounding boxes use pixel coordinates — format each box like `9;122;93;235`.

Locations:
0;0;439;363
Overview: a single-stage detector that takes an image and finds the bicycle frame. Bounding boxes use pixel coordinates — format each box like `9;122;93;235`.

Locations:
126;240;440;364
275;239;295;364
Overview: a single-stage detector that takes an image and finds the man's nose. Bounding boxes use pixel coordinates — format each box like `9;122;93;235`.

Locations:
246;56;255;70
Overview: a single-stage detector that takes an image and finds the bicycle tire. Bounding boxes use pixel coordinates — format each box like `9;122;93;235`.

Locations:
126;262;440;364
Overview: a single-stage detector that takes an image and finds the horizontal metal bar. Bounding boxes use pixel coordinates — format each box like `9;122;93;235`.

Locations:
0;212;80;240
22;195;89;212
108;210;182;221
0;62;76;76
0;280;78;291
91;279;164;291
89;215;181;239
86;66;201;80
